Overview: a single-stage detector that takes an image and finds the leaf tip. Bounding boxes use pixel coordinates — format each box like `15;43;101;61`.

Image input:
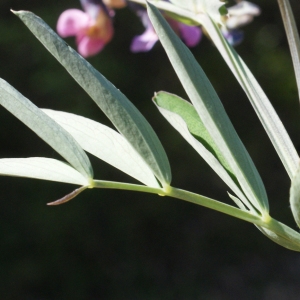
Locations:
11;9;23;16
47;185;88;206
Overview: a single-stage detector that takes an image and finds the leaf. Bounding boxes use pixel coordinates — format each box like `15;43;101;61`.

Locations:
169;0;227;24
154;91;252;211
277;0;300;102
147;2;268;214
197;14;299;179
290;163;300;227
13;10;171;187
256;220;300;252
227;193;246;210
0;79;93;180
0;157;89;185
43;109;160;188
154;92;233;174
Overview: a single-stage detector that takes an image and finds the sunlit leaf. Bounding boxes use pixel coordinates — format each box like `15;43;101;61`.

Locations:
0;157;89;185
154;92;232;174
290;163;300;227
0;78;93;180
153;91;253;210
197;14;299;179
43;109;160;188
147;2;268;214
13;10;171;187
277;0;300;101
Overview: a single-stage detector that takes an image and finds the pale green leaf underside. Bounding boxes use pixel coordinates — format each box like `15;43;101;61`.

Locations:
0;78;93;180
14;10;171;186
0;157;89;185
147;2;268;213
154;91;253;211
43;109;160;188
290;163;300;227
277;0;300;101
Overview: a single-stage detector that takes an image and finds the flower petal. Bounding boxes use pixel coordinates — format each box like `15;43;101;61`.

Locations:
103;0;127;9
80;0;102;20
77;35;105;57
226;1;261;29
130;27;158;52
57;9;90;37
228;1;261;17
222;28;244;46
178;24;202;47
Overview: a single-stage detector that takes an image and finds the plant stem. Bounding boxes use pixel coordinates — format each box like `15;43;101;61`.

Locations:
92;180;164;194
92;180;300;250
93;180;264;225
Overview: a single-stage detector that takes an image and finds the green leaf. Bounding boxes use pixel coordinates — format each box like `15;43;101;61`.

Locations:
154;92;233;175
256;220;300;252
43;109;160;188
290;163;300;227
154;91;253;211
277;0;300;102
0;157;89;185
13;10;171;187
169;0;227;24
227;193;246;210
0;79;93;180
197;14;299;179
147;2;268;214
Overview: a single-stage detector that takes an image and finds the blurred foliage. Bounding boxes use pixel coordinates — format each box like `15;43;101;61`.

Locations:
1;0;300;299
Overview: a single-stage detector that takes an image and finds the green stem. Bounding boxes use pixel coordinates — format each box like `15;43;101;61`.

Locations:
92;180;300;250
93;180;264;226
92;180;164;194
167;186;265;225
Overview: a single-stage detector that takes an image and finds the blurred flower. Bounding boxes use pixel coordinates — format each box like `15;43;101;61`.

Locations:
222;1;261;45
57;0;114;57
226;1;261;29
103;0;127;9
56;0;261;56
221;29;244;46
130;8;202;52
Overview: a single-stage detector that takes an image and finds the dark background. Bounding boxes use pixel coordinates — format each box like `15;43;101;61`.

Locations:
0;0;300;299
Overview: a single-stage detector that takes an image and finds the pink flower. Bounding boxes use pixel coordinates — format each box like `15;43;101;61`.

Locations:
57;3;113;57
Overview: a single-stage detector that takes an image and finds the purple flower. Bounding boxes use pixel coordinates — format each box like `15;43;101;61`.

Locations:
57;0;114;57
130;10;202;53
